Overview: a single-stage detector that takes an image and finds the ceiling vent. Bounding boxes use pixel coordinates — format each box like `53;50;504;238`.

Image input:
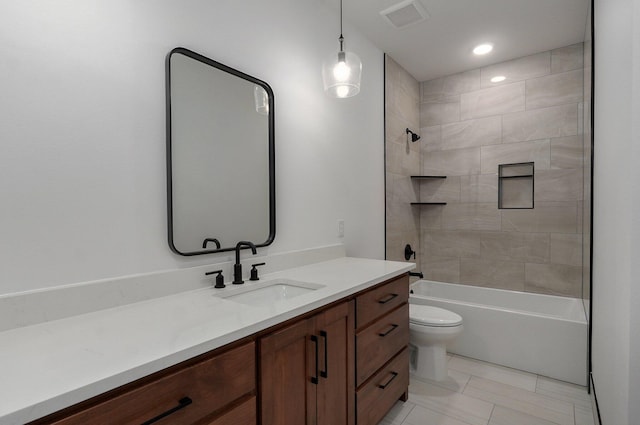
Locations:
380;0;429;29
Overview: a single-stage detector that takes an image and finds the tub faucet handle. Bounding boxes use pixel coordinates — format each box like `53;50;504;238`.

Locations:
404;244;416;261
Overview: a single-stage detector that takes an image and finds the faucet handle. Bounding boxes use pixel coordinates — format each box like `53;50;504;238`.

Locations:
249;263;266;281
205;269;225;288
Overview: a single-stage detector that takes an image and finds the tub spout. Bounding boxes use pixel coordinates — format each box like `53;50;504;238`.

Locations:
409;271;424;279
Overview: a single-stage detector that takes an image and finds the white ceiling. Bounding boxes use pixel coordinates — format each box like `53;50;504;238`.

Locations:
326;0;590;82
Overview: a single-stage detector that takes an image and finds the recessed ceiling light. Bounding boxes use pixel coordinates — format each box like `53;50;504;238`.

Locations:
473;43;493;55
490;75;506;83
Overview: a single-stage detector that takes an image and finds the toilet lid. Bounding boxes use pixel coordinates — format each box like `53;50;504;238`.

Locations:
409;304;463;327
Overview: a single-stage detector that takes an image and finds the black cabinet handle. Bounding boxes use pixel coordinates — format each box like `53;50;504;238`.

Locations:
378;324;399;337
320;330;328;378
377;372;398;390
311;335;319;385
378;293;398;304
141;396;192;425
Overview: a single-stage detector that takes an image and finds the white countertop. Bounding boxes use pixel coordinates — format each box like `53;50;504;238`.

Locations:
0;257;413;425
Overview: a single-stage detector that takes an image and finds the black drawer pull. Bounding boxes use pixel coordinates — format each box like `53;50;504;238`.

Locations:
141;396;192;425
320;330;328;378
378;293;398;304
378;324;399;337
311;335;319;385
378;372;398;390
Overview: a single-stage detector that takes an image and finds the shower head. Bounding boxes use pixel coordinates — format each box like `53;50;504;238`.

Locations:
406;128;421;142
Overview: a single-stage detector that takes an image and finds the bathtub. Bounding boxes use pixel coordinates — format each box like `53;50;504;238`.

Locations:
410;280;588;386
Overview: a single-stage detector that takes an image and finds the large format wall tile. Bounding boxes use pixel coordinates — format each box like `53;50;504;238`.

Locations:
550;233;582;266
419;175;461;202
421;100;461;126
441;116;502;150
423;230;481;258
442;69;482;96
460;82;525;120
420;255;461;284
503;104;578;143
501;202;578;233
420;125;443;152
551;43;584;74
525;263;582;297
460;174;498;203
386;139;420;175
480;52;551;88
423;147;481;176
550;135;582;169
480;139;550;173
442;203;501;231
535;169;583;202
480;231;550;263
526;69;583;110
460;258;525;291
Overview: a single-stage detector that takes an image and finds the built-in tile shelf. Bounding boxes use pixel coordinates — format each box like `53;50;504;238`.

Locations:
410;176;448;205
410;175;447;179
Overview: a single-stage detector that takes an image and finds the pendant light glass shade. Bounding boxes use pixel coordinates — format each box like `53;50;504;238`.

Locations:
323;49;362;98
323;0;362;98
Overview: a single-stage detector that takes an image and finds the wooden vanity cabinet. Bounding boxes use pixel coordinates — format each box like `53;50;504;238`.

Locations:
260;300;355;425
29;273;410;425
354;274;410;425
29;341;256;425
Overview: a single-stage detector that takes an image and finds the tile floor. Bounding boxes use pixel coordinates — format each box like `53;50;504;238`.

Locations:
381;354;596;425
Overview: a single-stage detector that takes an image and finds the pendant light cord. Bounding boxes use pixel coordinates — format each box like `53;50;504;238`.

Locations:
338;0;344;52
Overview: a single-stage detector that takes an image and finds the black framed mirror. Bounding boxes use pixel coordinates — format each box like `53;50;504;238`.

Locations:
166;47;275;256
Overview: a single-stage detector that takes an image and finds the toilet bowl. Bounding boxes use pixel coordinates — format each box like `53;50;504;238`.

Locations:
409;304;463;381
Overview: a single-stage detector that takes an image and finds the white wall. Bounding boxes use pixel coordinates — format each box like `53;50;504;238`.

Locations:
0;0;385;295
592;0;640;422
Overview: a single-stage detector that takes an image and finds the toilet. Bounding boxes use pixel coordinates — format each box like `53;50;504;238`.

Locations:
409;304;463;381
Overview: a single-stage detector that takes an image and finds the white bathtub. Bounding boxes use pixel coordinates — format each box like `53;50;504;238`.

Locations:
410;280;588;385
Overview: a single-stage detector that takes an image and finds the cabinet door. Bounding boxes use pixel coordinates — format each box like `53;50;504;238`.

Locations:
315;301;354;425
260;317;317;425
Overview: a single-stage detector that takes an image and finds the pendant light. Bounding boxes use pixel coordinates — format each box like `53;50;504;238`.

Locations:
322;0;362;98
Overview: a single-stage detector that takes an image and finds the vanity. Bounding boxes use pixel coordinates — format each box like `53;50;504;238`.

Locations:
0;256;413;425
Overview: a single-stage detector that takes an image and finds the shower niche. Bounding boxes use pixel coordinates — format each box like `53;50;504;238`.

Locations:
498;162;534;209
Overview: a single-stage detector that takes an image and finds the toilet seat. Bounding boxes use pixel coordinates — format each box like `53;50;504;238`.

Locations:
410;304;462;327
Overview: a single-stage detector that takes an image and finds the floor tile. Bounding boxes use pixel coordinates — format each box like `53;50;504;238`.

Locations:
536;376;592;410
489;405;558;425
409;378;494;425
449;355;538;392
574;404;596;425
410;367;471;393
381;400;416;424
405;404;480;425
464;376;574;425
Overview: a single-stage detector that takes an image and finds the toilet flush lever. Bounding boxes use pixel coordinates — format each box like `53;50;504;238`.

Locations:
404;244;416;261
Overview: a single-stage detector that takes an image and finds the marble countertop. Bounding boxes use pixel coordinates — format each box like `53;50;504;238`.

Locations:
0;257;413;425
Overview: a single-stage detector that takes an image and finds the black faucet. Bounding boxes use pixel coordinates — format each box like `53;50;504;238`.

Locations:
202;238;221;249
233;241;257;284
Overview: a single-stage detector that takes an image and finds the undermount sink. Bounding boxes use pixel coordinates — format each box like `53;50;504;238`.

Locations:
216;279;325;306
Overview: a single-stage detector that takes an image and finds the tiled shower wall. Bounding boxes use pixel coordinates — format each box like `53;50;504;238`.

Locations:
418;44;585;297
385;56;421;269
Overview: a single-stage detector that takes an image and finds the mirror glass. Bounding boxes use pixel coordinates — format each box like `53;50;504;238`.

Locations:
166;48;275;256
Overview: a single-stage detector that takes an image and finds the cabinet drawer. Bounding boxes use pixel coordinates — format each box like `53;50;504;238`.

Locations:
356;304;409;387
47;342;255;425
355;275;408;329
205;396;256;425
356;348;409;425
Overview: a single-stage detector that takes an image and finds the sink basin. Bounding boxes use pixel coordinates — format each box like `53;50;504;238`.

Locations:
216;279;325;306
